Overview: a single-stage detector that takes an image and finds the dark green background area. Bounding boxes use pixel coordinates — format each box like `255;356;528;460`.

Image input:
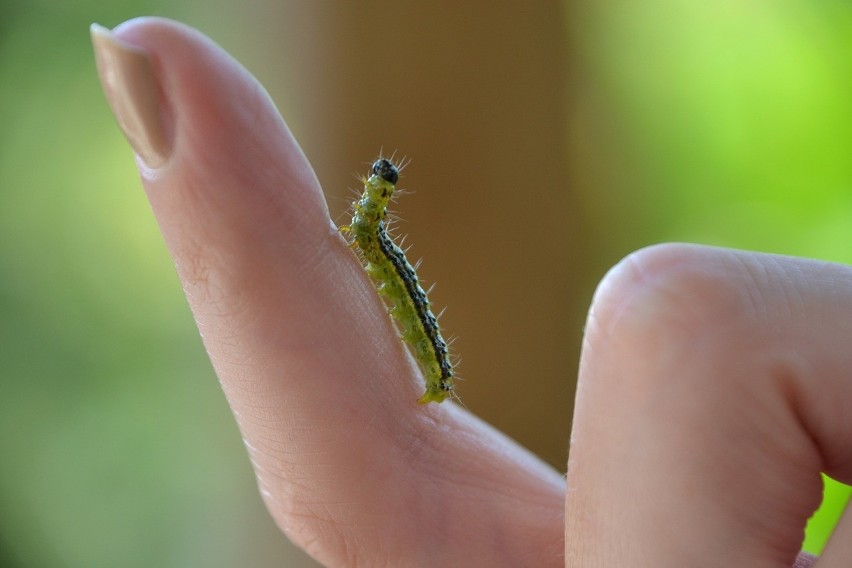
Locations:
1;1;849;566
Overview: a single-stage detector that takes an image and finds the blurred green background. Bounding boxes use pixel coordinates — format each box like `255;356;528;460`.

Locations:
1;1;849;566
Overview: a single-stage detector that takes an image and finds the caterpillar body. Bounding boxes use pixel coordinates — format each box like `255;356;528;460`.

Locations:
344;158;455;404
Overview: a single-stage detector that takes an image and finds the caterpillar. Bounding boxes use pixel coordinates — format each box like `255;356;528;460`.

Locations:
342;158;456;404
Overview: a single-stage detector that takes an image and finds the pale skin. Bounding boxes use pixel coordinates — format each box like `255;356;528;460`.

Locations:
93;17;851;567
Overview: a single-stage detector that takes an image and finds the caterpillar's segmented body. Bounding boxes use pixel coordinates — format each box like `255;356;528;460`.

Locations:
344;158;455;404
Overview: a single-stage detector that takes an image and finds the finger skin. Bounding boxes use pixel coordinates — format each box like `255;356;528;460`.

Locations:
567;244;852;567
107;18;565;567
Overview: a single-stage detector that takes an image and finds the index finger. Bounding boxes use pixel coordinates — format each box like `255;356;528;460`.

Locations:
92;17;565;567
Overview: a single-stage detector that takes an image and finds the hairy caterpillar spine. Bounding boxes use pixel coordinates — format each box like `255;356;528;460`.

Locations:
344;158;455;404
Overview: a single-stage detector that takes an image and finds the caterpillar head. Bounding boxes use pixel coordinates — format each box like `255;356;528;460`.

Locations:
371;159;399;185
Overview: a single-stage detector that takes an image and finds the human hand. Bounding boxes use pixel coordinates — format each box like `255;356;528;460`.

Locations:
92;18;848;567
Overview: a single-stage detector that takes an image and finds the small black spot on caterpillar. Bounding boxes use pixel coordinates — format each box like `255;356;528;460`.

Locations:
342;158;456;404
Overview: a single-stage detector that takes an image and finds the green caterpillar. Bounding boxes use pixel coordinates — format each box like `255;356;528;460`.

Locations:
343;158;455;404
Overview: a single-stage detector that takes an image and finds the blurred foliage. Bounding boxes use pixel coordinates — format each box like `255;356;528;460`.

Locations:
572;0;852;554
573;0;852;261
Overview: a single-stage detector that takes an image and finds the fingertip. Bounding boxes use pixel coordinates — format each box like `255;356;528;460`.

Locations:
103;17;328;248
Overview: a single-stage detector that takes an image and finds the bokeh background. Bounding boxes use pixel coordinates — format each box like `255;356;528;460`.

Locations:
2;1;850;566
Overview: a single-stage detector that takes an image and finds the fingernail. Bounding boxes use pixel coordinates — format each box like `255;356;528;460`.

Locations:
91;23;170;168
